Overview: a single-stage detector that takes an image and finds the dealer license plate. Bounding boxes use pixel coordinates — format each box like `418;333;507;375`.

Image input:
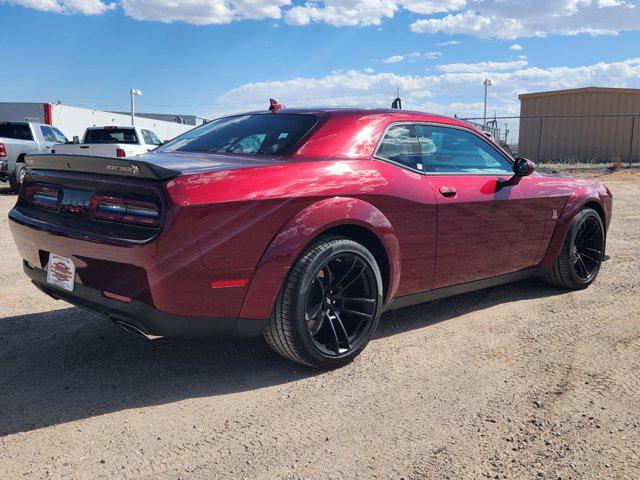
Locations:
46;253;76;292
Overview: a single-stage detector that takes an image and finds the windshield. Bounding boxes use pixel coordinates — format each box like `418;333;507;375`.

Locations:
0;123;33;141
157;114;318;156
84;128;139;144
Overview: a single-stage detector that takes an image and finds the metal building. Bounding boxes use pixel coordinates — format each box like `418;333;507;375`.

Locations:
518;87;640;163
0;102;199;141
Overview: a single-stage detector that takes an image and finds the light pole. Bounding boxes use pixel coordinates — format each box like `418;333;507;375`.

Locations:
130;88;142;126
483;79;492;128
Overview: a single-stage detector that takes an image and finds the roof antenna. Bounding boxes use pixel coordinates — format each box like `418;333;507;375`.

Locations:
269;98;286;112
391;87;402;109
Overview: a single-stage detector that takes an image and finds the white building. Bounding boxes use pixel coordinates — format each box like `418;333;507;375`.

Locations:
0;102;203;141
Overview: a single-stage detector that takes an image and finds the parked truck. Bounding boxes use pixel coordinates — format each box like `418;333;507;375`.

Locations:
0;121;68;193
52;126;162;158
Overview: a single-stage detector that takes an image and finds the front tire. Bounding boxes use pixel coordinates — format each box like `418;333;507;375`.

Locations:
542;208;605;290
264;236;384;369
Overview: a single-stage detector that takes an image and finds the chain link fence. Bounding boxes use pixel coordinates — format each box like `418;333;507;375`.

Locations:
461;115;640;166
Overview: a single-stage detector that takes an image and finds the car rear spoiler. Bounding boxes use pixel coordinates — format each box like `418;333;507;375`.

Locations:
25;154;180;181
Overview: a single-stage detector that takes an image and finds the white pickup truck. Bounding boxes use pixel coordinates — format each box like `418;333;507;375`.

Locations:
53;126;162;158
1;121;69;193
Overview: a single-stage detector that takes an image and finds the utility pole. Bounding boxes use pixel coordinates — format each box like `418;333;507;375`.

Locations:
483;79;492;127
130;88;142;126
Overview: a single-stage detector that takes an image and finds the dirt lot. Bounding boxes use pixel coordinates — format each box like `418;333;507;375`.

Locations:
0;171;639;480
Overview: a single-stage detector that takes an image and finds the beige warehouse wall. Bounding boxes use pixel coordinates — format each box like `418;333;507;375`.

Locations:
518;88;640;163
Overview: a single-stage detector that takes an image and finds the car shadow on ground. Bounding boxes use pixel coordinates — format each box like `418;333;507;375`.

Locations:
0;186;16;196
0;278;564;437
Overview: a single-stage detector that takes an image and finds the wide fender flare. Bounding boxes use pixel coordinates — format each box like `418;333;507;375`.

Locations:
539;187;605;268
240;197;401;319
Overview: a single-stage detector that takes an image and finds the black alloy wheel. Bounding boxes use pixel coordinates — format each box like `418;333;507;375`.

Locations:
571;214;604;283
264;236;383;368
543;208;605;290
304;253;378;357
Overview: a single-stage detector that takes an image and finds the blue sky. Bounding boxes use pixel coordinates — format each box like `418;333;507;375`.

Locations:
1;0;640;119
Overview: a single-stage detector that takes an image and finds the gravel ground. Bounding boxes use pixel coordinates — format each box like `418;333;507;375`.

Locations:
0;171;639;480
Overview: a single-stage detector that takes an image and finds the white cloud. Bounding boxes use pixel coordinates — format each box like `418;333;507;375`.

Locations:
410;0;640;39
383;55;406;64
510;44;523;51
398;0;465;15
437;40;461;46
120;0;289;24
284;0;466;26
215;58;640;119
7;0;113;14
381;51;438;63
284;0;398;26
411;11;533;39
437;60;528;73
5;0;640;36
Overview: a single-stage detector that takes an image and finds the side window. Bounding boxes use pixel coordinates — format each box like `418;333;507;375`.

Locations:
415;125;513;174
40;126;57;143
141;129;162;146
375;124;423;170
51;127;68;143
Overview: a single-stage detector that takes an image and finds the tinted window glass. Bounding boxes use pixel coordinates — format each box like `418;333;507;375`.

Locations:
40;126;57;142
84;128;139;144
141;129;161;145
0;123;33;141
416;125;512;174
375;124;422;170
157;114;317;156
51;127;68;143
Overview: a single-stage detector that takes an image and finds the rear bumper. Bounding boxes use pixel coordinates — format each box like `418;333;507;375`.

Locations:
9;204;256;320
24;262;266;338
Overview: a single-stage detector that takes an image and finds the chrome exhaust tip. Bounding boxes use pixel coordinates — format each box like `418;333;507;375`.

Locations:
113;319;163;340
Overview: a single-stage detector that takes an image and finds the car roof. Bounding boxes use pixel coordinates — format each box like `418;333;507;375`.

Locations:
236;107;471;128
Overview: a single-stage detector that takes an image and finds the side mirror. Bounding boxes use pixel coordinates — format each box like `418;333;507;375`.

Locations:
514;157;535;177
72;136;80;144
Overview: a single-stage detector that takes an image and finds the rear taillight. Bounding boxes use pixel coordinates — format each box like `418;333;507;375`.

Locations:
91;196;159;227
25;185;60;210
116;148;126;157
0;142;7;158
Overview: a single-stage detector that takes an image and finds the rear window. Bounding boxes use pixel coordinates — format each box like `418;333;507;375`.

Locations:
0;123;33;141
84;128;139;144
157;114;318;156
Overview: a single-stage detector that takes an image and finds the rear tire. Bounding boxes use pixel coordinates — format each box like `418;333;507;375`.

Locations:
542;208;605;290
264;236;383;369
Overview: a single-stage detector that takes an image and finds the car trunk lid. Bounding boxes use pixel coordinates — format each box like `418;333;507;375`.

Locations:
27;151;285;179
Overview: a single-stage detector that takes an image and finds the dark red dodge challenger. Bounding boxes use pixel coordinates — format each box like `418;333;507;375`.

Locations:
9;106;613;368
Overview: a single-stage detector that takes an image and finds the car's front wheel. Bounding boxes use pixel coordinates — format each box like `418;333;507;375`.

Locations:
264;236;384;369
543;207;605;290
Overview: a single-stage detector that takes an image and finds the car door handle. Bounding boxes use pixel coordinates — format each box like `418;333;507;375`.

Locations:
439;186;457;197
